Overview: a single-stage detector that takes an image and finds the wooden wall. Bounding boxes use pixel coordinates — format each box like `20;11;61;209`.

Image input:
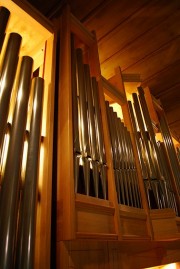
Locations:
57;240;180;269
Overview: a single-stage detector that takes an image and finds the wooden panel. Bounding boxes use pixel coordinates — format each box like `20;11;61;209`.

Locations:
57;240;180;269
176;218;180;234
57;241;109;269
150;209;179;240
108;241;180;269
119;205;149;239
75;194;117;240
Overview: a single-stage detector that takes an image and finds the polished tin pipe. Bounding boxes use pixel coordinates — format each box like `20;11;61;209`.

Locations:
100;164;107;199
105;102;118;169
91;160;99;197
0;56;33;269
71;35;80;154
76;49;91;196
84;64;98;161
71;36;81;194
0;6;10;53
107;103;129;205
91;77;107;199
0;33;22;149
118;119;134;206
76;48;90;157
137;87;165;181
128;101;149;180
16;77;44;269
124;127;142;207
157;141;179;214
105;102;121;202
84;64;99;197
159;113;180;190
91;77;106;164
132;93;157;180
115;115;130;206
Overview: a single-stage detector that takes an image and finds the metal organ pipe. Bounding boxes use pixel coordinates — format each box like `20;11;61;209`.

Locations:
0;33;22;149
16;77;44;269
0;6;10;52
0;56;33;269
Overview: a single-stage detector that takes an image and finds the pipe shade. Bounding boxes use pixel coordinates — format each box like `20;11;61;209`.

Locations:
16;77;44;269
0;56;33;269
0;33;22;150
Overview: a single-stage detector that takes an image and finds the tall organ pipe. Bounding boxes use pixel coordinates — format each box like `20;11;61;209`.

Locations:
16;77;44;269
0;33;22;149
0;56;33;269
0;6;10;52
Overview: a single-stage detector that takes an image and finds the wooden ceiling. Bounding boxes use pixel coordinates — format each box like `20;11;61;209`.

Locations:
27;0;180;142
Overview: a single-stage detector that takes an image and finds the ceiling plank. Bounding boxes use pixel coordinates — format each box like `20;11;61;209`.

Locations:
97;0;180;63
84;0;149;41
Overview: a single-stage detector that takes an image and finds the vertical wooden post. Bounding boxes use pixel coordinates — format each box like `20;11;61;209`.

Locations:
89;35;123;239
34;34;56;269
56;5;76;241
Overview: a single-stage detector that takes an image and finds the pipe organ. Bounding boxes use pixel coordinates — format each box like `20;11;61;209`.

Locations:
0;2;180;269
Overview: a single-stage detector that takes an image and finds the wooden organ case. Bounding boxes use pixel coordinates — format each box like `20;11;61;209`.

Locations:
55;5;180;269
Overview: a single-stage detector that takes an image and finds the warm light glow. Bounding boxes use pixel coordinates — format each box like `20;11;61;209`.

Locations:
0;76;7;100
0;132;10;177
124;82;140;102
79;156;83;166
172;137;179;146
17;85;23;103
110;102;123;119
156;132;163;142
144;263;178;269
21;139;28;181
38;142;44;190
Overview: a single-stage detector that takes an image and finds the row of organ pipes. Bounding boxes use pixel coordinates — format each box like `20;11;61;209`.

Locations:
128;89;179;214
0;6;44;269
71;35;107;199
70;33;180;216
